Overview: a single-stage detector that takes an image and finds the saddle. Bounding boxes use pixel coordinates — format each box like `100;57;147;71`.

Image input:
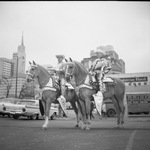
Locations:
89;73;116;92
52;76;61;91
103;77;116;85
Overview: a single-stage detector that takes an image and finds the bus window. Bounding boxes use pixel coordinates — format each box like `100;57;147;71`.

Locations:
126;92;150;114
104;92;150;116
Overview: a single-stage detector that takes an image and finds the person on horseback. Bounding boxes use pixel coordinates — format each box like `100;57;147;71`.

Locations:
90;50;112;92
89;50;112;116
54;56;68;117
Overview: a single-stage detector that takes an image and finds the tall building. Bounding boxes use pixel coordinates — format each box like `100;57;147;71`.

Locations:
12;33;26;77
0;33;26;98
81;45;125;74
0;58;14;78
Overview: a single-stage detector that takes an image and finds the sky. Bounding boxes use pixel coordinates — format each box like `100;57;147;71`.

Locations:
0;1;150;73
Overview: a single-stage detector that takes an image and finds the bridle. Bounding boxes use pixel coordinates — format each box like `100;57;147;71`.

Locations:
26;65;38;80
65;62;76;78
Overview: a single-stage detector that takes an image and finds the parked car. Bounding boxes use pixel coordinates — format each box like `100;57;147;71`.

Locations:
92;99;116;117
3;99;58;120
0;98;20;117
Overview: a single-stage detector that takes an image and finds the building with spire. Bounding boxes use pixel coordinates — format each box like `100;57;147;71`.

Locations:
12;32;26;77
0;33;26;98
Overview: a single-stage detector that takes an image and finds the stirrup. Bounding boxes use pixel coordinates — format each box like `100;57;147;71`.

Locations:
93;92;103;116
57;96;68;117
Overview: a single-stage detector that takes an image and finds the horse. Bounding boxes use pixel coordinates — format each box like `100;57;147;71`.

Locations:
64;58;128;130
26;61;82;129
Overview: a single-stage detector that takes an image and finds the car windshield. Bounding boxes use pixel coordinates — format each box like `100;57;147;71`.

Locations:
18;101;35;106
0;99;12;103
0;98;20;104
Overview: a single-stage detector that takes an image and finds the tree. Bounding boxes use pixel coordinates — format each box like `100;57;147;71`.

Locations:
19;81;36;99
0;77;12;98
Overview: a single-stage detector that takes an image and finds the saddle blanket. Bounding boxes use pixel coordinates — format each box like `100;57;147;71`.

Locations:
103;77;114;83
65;83;74;89
42;78;74;92
78;84;93;90
42;78;57;92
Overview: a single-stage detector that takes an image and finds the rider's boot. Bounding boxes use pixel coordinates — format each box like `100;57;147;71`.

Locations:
103;83;106;92
93;91;103;116
92;75;96;83
57;95;68;117
92;80;104;117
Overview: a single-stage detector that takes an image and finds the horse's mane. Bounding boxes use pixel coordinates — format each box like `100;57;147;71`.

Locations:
73;60;88;86
37;64;51;88
37;64;50;74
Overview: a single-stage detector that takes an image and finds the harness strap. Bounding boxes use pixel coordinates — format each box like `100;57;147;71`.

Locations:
42;86;57;91
78;84;93;90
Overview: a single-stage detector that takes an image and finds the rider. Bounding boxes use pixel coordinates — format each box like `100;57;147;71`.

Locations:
90;50;112;93
54;55;68;117
89;50;112;116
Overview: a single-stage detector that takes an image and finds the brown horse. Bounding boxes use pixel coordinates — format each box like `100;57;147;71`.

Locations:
64;59;128;130
26;61;81;129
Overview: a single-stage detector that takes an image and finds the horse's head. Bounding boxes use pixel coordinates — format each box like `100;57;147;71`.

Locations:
64;58;76;81
26;61;39;83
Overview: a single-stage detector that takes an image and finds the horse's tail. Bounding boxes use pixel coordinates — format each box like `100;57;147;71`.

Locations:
123;94;128;120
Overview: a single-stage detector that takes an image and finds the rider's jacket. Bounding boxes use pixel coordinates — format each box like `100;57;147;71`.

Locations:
90;58;111;74
55;62;65;71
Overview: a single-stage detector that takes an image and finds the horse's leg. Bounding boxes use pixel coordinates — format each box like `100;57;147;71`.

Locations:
41;100;45;117
76;99;86;128
111;97;121;128
42;97;51;130
70;100;80;128
120;101;125;127
117;95;127;127
79;99;87;130
84;97;92;130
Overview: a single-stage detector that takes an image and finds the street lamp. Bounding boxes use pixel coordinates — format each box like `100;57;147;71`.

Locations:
15;56;24;98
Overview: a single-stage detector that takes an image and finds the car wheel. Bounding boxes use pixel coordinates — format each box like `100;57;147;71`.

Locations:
144;112;149;115
107;109;116;117
13;115;19;119
36;114;39;120
29;114;37;120
50;112;57;120
9;114;13;118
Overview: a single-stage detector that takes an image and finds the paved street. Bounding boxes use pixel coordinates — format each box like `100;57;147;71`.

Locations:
0;111;150;150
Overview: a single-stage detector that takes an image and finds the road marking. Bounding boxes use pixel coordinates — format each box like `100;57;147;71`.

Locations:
125;123;142;150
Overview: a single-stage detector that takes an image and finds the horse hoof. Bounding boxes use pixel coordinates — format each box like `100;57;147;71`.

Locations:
115;125;120;129
81;126;86;130
75;124;79;128
41;126;47;130
86;127;90;130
